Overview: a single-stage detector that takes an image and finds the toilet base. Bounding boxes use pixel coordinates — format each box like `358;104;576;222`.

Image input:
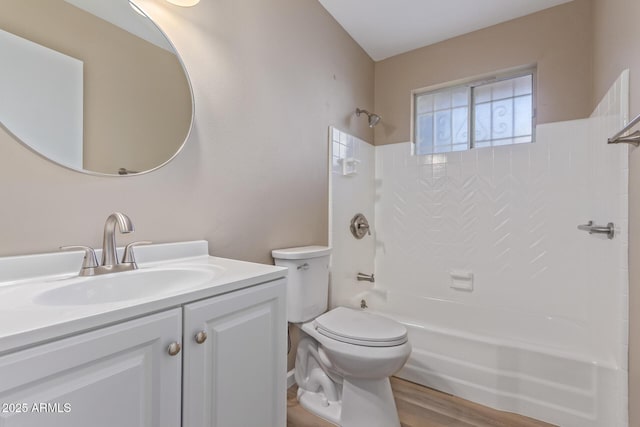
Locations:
340;377;401;427
298;377;401;427
297;387;341;426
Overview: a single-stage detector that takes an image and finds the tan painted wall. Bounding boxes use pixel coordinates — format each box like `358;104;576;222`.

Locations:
374;0;593;145
0;0;192;174
0;0;374;262
593;1;640;425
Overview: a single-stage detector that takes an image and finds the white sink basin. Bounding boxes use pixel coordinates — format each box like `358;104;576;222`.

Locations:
35;267;218;305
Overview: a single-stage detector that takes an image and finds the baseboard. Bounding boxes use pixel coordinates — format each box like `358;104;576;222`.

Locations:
287;369;296;389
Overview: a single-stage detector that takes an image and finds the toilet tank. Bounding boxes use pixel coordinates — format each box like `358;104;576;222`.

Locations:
271;246;331;323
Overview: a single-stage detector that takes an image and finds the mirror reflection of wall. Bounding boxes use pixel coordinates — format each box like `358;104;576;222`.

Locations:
1;28;84;169
0;0;193;176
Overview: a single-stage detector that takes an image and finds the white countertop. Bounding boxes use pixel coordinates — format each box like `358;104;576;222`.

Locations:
0;241;287;354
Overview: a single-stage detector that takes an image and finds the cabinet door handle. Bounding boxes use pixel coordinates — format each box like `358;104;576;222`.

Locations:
195;331;208;344
167;342;181;356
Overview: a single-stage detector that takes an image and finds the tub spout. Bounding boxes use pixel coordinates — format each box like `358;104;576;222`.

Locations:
357;272;375;282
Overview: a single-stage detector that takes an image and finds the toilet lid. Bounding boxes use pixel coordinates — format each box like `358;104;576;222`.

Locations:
314;307;408;347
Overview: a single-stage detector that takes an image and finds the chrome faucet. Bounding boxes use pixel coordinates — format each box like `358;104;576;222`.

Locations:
61;212;150;276
101;212;134;268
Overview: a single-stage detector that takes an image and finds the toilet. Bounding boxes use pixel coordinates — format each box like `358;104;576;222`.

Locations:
272;246;411;427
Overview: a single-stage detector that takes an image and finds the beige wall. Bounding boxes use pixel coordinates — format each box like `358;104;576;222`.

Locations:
593;1;640;425
374;0;593;145
0;0;192;174
0;0;374;262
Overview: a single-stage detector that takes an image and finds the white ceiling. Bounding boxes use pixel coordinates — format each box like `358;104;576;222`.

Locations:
318;0;574;61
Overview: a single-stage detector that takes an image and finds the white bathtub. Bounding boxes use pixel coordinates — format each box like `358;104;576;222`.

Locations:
358;290;623;427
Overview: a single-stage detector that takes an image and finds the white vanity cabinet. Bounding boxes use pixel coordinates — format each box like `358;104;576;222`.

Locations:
0;309;183;427
0;278;287;427
182;279;287;427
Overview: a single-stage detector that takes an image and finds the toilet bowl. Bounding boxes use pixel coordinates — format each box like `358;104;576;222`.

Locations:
295;307;411;426
272;246;411;427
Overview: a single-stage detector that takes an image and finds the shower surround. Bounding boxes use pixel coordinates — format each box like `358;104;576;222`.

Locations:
328;71;629;427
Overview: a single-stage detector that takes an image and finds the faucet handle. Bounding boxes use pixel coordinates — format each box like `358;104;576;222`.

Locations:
60;245;99;269
122;241;152;265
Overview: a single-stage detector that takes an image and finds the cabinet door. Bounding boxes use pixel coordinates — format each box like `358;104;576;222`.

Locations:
0;309;182;427
183;279;287;427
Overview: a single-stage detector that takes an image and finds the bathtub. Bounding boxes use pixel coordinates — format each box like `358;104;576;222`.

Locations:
357;289;623;427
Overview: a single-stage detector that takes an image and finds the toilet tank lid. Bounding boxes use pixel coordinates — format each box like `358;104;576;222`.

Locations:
271;245;331;260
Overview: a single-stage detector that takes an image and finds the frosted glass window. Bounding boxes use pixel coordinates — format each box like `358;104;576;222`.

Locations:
414;71;534;155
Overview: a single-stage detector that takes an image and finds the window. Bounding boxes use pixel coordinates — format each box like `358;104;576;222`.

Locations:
413;69;535;155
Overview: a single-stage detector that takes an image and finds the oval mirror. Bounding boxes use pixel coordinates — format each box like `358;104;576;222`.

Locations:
0;0;193;176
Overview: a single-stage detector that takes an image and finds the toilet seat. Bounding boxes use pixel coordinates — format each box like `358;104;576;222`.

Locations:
313;307;408;347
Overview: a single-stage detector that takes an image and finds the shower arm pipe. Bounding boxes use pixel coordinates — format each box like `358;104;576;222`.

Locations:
608;112;640;146
355;107;381;128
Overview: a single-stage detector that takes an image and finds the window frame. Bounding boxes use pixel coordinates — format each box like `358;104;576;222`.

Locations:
411;66;537;155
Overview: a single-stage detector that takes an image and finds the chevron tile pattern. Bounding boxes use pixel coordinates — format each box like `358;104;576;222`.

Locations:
374;71;628;368
376;124;592;319
362;72;629;426
329;72;630;427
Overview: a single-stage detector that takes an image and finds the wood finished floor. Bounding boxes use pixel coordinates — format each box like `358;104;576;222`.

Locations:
287;377;556;427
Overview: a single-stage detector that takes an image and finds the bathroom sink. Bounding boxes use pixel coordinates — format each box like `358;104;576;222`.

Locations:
35;267;218;306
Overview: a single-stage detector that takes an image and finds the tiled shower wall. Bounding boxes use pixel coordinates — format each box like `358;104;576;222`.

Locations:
588;71;630;424
328;127;375;307
330;71;629;375
374;72;628;368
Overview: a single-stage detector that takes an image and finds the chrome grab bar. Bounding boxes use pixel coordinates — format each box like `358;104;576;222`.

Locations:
577;221;615;239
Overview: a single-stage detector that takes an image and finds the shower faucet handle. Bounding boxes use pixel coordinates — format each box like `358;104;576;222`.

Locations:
358;223;371;235
350;213;371;239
